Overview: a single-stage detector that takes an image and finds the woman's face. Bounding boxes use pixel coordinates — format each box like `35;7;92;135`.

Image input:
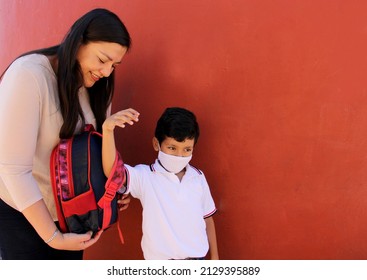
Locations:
76;41;128;88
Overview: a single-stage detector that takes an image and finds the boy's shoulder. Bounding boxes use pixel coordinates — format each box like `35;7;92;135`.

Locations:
125;163;152;171
188;164;203;175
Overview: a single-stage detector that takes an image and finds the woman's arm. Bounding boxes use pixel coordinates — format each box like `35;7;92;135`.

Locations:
22;199;102;250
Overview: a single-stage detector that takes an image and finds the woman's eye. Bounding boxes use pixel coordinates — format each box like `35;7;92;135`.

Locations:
99;58;105;63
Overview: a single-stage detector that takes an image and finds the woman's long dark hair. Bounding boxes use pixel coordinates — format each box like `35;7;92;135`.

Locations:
2;8;131;138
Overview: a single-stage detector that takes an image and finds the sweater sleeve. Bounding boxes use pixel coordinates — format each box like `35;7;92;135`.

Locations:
0;61;43;210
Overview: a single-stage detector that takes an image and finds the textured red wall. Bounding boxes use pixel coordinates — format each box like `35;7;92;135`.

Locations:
2;0;367;260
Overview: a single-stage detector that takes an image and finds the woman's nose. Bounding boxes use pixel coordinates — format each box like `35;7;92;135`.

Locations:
100;64;114;77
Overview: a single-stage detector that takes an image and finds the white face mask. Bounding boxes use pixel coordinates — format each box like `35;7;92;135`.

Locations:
158;150;192;174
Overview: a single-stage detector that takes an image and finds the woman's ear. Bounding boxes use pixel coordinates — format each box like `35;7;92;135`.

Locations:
152;137;159;152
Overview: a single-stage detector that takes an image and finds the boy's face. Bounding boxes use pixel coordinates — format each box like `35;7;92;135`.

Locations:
153;137;195;157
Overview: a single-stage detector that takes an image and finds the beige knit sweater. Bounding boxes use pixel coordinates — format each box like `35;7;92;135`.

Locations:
0;54;97;220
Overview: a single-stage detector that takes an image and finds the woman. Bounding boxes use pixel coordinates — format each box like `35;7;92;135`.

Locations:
0;8;132;259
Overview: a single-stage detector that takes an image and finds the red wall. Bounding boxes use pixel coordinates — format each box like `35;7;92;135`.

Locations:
2;0;367;260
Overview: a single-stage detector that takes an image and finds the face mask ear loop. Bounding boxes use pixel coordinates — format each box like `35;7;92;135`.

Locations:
156;139;161;152
157;143;164;166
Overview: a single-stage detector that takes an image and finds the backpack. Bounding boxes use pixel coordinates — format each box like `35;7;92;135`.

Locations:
50;124;126;242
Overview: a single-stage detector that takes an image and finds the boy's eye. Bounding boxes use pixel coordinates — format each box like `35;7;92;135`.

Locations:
168;147;175;150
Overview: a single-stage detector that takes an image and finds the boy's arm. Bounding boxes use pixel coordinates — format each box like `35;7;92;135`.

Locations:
205;216;219;260
101;128;116;177
101;108;139;177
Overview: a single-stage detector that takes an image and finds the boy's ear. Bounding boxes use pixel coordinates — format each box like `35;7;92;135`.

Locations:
152;137;159;152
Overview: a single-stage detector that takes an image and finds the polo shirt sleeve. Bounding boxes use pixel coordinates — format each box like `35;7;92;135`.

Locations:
0;61;43;210
200;172;217;218
123;164;143;199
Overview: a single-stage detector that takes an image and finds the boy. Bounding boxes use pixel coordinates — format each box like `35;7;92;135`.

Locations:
102;107;218;260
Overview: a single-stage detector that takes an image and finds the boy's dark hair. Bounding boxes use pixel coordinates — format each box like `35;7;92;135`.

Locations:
155;107;200;145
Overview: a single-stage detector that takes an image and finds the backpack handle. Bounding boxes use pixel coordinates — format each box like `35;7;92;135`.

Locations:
84;124;95;132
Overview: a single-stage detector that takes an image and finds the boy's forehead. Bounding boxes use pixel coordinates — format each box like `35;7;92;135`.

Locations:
163;137;195;146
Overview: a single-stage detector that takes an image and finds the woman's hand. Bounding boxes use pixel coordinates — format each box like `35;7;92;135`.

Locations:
48;230;103;251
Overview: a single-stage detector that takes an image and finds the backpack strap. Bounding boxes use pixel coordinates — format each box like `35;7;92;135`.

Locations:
97;150;126;242
50;144;69;233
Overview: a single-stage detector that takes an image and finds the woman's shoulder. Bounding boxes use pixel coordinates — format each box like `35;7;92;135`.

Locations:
2;54;56;89
8;54;54;77
1;54;57;97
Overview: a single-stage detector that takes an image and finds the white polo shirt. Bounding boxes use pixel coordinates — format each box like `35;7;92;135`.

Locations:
124;160;217;260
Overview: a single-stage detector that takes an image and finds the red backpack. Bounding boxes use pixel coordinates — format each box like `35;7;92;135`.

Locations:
50;124;125;242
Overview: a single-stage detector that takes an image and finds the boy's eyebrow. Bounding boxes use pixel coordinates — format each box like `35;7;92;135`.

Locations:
180;144;194;149
168;143;193;149
100;51;121;64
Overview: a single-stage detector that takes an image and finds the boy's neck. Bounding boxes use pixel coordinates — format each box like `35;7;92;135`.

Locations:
175;169;186;181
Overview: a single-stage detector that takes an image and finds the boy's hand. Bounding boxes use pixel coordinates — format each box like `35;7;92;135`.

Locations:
102;108;140;132
117;193;131;211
